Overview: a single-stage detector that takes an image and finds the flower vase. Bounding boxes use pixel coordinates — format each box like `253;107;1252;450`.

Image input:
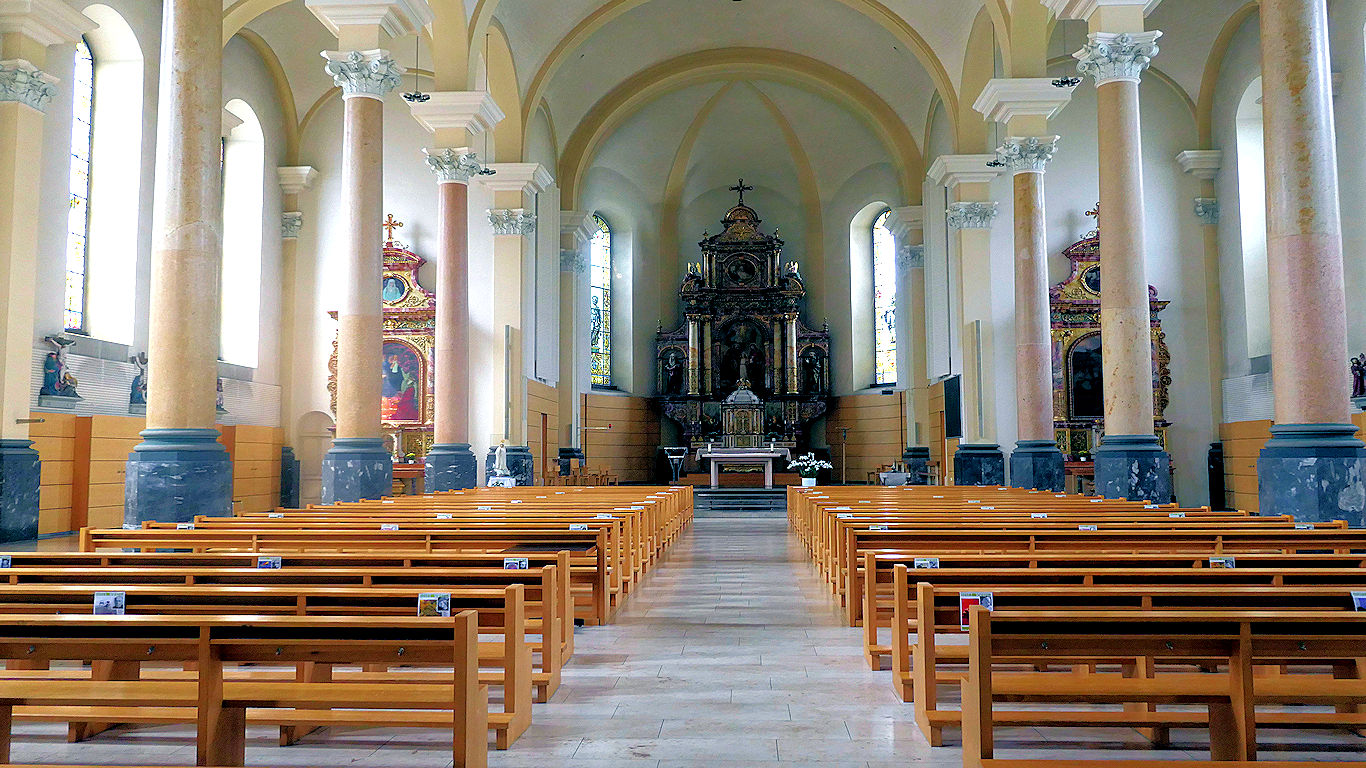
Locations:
801;477;817;487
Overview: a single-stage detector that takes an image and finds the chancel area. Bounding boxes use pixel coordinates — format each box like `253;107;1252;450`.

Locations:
0;0;1365;765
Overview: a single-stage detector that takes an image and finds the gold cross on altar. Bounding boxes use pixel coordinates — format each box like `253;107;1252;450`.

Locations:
382;214;404;242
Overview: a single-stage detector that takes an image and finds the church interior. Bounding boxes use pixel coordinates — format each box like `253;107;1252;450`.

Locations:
1;0;1366;765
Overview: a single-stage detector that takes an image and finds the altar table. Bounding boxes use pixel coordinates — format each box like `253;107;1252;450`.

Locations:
696;448;791;489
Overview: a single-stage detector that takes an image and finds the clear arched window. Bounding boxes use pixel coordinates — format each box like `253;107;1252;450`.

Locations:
872;209;897;385
219;99;264;368
589;215;612;388
63;38;95;332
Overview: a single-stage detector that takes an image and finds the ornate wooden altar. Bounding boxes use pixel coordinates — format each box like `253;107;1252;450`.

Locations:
655;184;831;451
1051;215;1171;459
328;216;436;460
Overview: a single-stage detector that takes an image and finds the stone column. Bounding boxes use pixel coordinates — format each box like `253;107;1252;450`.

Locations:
888;206;930;484
0;0;90;538
785;314;798;393
686;316;701;395
123;0;236;524
1256;0;1366;524
276;165;316;509
702;320;713;395
974;78;1076;492
1057;7;1171;502
772;322;783;393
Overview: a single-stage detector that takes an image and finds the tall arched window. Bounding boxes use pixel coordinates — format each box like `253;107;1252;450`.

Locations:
219;99;265;368
1235;76;1270;360
63;38;95;332
872;209;897;385
589;214;612;388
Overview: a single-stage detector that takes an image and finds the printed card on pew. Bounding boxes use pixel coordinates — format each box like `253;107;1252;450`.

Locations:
177;522;194;529
1210;556;1237;568
596;514;617;519
438;513;453;519
1296;523;1314;530
0;555;10;568
93;591;125;616
1031;513;1048;519
381;523;399;531
1169;512;1185;518
914;557;940;569
1353;592;1366;611
959;592;993;631
418;593;451;617
869;524;889;531
979;506;995;510
570;523;589;531
836;513;853;519
1078;524;1098;531
256;556;282;569
503;557;530;570
269;512;284;518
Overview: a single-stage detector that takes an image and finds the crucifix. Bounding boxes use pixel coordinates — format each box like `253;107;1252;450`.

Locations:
382;213;404;243
729;178;754;205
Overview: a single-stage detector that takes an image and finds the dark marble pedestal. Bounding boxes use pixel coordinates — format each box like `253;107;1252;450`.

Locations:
1095;434;1172;503
901;446;930;485
0;439;39;542
485;446;534;486
558;447;586;476
321;438;393;504
279;446;301;508
954;444;1005;486
1010;439;1065;492
1257;423;1366;526
124;429;233;525
426;443;478;491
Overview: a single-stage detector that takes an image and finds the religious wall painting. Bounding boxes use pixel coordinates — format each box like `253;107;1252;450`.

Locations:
381;340;424;423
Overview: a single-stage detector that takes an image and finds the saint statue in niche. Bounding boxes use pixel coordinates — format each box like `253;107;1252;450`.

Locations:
661;350;684;395
381;342;422;422
720;323;764;394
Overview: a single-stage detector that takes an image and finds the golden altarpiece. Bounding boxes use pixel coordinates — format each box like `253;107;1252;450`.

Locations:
1051;213;1171;459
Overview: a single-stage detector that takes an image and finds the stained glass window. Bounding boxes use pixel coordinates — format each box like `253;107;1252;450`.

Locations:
872;209;897;386
64;38;94;333
589;215;612;387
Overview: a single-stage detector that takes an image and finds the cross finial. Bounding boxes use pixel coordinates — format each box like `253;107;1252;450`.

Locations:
729;178;754;205
1085;203;1100;221
382;213;404;243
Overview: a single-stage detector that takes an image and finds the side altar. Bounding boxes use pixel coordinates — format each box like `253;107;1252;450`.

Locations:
654;184;831;457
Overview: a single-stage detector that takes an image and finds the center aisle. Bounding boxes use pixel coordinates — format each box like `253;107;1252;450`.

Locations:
496;516;946;768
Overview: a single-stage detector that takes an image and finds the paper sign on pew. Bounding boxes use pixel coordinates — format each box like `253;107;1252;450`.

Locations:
914;557;940;569
0;556;9;568
503;557;530;570
1078;524;1098;531
93;591;126;616
869;525;890;531
979;506;996;510
1169;512;1186;518
569;523;589;531
596;514;617;519
959;592;993;631
269;512;284;518
177;523;194;530
1031;513;1048;519
418;592;451;617
1296;523;1314;530
438;513;453;519
381;524;399;531
1210;556;1237;568
256;556;282;569
836;513;853;519
1353;592;1366;611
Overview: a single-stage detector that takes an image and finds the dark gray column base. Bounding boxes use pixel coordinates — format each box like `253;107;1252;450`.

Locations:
320;438;393;504
125;429;233;525
426;443;478;491
901;446;930;485
1257;423;1366;525
279;446;301;508
1095;434;1172;503
486;446;535;486
0;440;40;542
1009;440;1065;492
954;444;1005;486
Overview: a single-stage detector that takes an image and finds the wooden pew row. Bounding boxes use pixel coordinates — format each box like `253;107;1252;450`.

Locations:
859;551;1366;669
0;613;488;768
77;527;617;625
962;608;1366;768
0;583;533;749
900;571;1366;746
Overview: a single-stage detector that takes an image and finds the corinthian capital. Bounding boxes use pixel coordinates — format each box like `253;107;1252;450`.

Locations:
0;59;56;112
423;148;485;184
321;49;402;100
489;208;536;236
947;202;998;231
995;136;1060;175
898;244;925;271
281;211;304;239
1193;198;1220;226
1075;31;1161;87
560;249;585;274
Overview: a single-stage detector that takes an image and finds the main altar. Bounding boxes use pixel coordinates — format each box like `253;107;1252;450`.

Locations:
654;183;831;457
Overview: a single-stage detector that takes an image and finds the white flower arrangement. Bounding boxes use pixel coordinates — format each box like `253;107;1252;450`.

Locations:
788;452;833;478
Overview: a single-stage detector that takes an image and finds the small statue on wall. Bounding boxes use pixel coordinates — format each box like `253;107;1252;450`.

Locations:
1352;353;1366;400
661;350;685;395
129;352;147;414
39;335;81;403
216;378;227;414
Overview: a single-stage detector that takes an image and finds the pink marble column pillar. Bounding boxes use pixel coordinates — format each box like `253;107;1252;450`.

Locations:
1256;0;1366;523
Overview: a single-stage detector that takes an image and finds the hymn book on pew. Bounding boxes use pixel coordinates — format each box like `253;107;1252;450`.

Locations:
418;592;451;617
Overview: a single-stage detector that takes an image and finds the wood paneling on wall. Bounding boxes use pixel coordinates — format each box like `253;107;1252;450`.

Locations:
582;393;659;483
222;425;284;513
30;412;77;535
927;382;957;485
828;392;905;484
1219;419;1270;513
527;380;560;483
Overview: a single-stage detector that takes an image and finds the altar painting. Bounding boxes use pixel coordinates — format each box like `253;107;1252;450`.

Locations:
382;341;423;422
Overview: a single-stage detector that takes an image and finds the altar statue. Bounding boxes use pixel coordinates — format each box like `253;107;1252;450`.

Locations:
129;353;147;406
39;335;80;399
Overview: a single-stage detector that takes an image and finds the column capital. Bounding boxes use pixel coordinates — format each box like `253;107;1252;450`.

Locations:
0;58;55;112
560;249;585;274
409;90;504;136
304;0;431;39
489;208;536;236
1176;149;1222;180
480;163;553;195
0;0;95;48
927;155;1001;189
561;210;595;244
422;147;487;184
973;78;1076;124
898;244;925;271
1042;0;1161;22
277;166;319;195
1076;31;1161;87
947;201;999;230
322;49;403;100
282;211;304;239
995;136;1061;175
1193;198;1220;226
885;206;923;240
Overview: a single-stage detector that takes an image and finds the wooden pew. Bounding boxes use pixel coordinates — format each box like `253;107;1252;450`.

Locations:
0;612;488;767
961;608;1366;768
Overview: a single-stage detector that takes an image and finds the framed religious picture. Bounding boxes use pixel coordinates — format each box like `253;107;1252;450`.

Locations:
381;340;425;423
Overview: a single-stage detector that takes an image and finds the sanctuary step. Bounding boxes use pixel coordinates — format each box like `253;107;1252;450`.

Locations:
694;488;787;518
